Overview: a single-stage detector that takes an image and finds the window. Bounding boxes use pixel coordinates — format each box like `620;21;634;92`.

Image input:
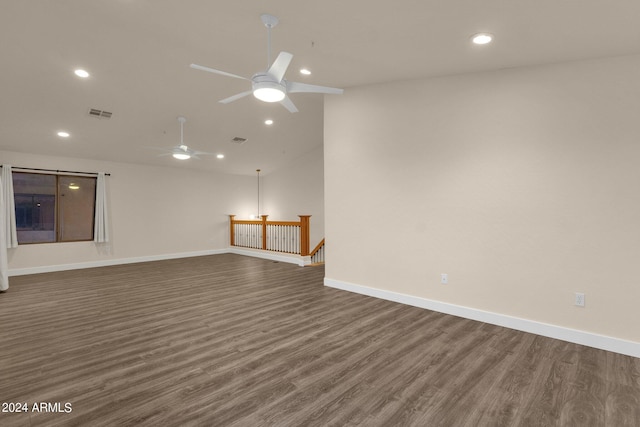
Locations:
13;172;97;244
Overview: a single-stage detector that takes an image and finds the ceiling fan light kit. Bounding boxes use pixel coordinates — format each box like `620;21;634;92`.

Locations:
252;74;286;102
172;150;191;160
190;13;343;113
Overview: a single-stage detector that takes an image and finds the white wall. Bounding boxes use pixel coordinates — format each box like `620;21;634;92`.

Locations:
2;150;256;273
324;54;640;347
262;145;325;247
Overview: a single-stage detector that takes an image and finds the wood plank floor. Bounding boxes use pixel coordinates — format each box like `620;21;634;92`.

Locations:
1;254;639;427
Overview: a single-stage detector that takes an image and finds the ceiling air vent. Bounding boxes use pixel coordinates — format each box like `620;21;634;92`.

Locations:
88;108;113;119
231;136;247;144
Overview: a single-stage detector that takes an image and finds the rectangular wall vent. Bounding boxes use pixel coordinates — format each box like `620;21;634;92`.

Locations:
231;136;247;144
88;108;113;119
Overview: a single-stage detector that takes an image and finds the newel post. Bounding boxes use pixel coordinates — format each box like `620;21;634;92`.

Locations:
261;215;268;250
229;215;236;246
299;215;311;256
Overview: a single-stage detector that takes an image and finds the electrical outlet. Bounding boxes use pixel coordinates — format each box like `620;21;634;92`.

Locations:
574;292;585;307
441;273;448;284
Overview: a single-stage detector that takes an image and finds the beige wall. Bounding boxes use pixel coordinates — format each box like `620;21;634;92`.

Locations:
324;54;640;344
262;145;325;247
3;151;256;271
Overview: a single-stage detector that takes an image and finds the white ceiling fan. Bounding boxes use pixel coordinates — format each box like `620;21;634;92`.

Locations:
152;116;211;160
190;14;343;113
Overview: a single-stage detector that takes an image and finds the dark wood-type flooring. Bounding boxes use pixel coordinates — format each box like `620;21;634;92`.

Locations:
1;254;639;426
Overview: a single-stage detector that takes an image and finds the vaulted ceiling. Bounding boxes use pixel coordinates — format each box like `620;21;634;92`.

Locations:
2;1;640;175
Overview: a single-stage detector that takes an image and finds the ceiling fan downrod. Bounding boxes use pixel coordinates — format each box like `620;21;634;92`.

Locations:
178;116;187;148
261;14;279;70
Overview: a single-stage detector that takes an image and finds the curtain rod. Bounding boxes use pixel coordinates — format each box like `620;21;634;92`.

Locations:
1;165;110;176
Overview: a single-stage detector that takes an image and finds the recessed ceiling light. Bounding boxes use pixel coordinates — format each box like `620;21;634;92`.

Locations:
57;131;70;138
216;154;225;159
471;33;493;45
74;69;90;78
300;68;311;75
264;119;274;125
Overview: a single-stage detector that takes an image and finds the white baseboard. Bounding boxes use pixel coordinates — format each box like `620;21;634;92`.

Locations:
324;277;640;359
228;247;311;267
8;249;228;276
7;247;310;277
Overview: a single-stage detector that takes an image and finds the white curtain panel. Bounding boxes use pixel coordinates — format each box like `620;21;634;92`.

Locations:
94;172;109;243
1;165;18;249
0;174;9;291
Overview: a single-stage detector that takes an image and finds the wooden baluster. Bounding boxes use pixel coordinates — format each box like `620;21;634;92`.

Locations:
299;215;310;256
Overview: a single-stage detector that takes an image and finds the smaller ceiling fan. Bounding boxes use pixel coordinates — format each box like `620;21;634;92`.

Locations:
151;116;211;160
190;14;343;113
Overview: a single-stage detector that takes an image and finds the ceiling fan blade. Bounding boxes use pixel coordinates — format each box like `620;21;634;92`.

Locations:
190;64;248;80
280;96;298;113
287;81;344;95
192;151;215;156
219;90;253;104
143;145;170;152
267;52;293;82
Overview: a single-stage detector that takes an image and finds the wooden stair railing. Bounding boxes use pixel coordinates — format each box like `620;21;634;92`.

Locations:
309;238;325;264
229;215;311;256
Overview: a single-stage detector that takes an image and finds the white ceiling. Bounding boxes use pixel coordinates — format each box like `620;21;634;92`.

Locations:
2;1;640;175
